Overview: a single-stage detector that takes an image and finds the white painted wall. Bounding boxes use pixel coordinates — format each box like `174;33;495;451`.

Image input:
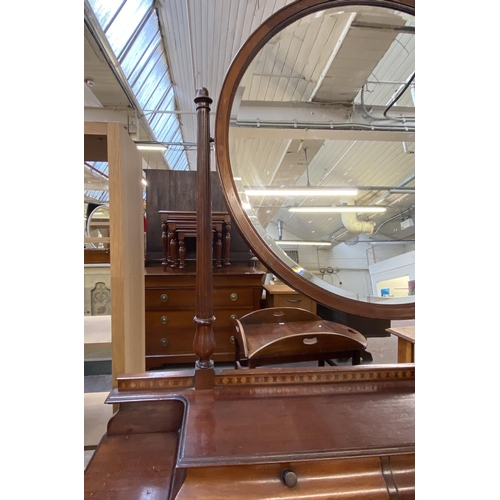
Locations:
369;250;415;297
264;221;415;298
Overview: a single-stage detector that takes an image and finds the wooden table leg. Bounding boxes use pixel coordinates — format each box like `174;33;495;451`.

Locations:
397;338;414;363
178;233;186;269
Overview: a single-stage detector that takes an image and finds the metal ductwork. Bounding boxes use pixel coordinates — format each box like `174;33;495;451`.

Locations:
277;219;283;240
341;202;376;235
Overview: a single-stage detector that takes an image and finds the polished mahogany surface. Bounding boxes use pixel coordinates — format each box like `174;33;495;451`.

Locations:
85;364;415;499
178;376;414;467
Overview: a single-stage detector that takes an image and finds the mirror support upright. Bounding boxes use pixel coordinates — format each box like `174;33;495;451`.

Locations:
193;87;216;389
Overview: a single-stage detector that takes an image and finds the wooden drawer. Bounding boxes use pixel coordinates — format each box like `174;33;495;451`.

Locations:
271;293;316;311
146;329;195;355
146;308;252;331
146;287;258;310
145;288;196;310
146;328;236;356
146;311;197;330
263;285;316;314
213;287;258;308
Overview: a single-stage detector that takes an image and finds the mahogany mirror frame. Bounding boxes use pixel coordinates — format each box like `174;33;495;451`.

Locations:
215;0;415;320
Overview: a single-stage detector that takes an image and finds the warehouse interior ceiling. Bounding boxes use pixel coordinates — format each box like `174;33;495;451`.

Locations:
84;0;415;248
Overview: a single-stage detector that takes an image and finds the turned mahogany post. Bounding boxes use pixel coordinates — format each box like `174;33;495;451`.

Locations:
161;221;168;270
193;88;215;389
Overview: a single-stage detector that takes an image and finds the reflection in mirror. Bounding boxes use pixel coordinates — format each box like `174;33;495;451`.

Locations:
85;204;110;249
228;4;414;305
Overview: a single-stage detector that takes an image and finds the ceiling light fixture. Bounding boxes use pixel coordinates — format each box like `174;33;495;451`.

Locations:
245;187;358;197
275;240;332;246
136;144;167;151
289;206;386;213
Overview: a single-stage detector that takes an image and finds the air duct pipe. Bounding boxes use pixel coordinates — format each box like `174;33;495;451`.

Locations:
341;201;376;235
277;219;283;240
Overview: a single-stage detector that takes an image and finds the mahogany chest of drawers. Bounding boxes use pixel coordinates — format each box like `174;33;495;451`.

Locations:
145;265;265;369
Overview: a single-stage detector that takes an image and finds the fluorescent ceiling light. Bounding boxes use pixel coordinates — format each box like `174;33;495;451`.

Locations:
275;240;332;246
245;187;358;196
289;206;386;213
136;144;167;151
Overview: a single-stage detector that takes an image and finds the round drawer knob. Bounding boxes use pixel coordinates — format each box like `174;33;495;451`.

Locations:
160;294;169;302
160;315;169;325
160;338;169;347
281;469;297;488
230;314;237;321
230;336;235;344
230;293;238;301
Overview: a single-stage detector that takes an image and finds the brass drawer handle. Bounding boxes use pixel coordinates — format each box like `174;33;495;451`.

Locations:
160;338;169;347
230;293;238;301
160;294;169;302
230;336;235;344
230;314;237;321
287;298;301;303
160;315;169;325
281;469;297;488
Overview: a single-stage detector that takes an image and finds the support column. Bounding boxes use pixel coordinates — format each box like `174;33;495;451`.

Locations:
193;88;215;389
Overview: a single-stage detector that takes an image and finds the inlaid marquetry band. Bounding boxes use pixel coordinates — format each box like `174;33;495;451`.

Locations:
115;367;414;391
117;376;195;390
215;367;415;387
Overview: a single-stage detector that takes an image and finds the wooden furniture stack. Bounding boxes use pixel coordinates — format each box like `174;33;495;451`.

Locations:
160;210;231;269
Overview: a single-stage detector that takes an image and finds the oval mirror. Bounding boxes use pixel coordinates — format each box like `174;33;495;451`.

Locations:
86;204;110;249
216;0;415;319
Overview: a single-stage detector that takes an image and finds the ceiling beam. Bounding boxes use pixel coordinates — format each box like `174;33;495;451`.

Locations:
230;100;414;141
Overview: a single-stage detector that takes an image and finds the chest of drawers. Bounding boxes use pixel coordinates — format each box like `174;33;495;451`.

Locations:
145;265;265;369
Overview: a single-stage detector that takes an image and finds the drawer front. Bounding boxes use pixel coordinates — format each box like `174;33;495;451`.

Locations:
146;287;260;310
213;287;259;308
273;294;315;311
146;328;236;355
145;288;195;310
146;308;253;330
213;308;254;328
146;311;196;330
146;329;194;355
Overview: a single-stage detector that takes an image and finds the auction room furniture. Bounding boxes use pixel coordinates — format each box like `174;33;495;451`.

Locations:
263;283;317;313
145;264;265;369
386;325;415;363
85;2;415;497
160;210;231;269
232;307;367;368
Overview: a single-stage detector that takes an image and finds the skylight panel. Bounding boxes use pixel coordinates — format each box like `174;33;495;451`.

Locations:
87;0;124;32
87;0;189;170
120;15;161;82
103;0;151;58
